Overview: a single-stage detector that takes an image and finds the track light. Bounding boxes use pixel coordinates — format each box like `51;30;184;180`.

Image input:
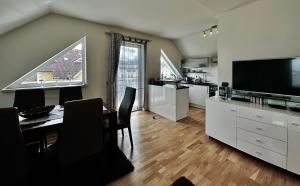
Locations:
202;25;218;38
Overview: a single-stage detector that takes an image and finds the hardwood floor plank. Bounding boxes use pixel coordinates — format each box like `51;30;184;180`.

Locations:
108;107;300;186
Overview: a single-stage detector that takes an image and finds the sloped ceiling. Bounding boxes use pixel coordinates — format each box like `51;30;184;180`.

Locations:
0;0;258;56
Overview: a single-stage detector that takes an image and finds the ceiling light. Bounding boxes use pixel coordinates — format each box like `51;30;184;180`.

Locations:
202;25;218;38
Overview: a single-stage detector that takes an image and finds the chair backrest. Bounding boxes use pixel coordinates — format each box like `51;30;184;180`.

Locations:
13;89;45;112
0;107;28;185
118;87;136;124
59;86;83;105
59;98;103;166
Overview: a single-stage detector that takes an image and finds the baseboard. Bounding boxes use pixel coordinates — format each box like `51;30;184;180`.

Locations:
189;103;205;109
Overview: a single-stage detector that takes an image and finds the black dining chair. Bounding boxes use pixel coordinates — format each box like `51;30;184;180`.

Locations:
117;87;136;148
14;89;48;148
13;89;45;112
44;98;104;185
0;107;39;186
59;86;83;105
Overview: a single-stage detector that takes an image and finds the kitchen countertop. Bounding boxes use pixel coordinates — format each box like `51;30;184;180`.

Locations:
180;82;218;87
149;84;189;90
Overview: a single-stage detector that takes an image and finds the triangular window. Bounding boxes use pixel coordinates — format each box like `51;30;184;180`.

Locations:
2;37;87;91
160;49;182;80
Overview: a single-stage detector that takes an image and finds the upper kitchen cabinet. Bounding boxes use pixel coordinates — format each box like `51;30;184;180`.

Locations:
181;58;209;68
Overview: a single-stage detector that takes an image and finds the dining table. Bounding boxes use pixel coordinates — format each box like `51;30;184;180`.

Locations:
19;104;118;154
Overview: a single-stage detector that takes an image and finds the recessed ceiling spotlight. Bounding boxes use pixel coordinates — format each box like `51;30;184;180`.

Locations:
209;29;213;35
203;31;207;37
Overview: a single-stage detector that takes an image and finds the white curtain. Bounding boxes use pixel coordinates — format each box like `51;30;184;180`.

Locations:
116;42;145;111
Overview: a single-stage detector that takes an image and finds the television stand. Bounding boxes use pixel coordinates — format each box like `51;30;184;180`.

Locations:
289;106;300;112
268;103;287;110
231;97;250;103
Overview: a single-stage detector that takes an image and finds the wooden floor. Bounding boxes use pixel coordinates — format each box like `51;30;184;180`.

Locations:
109;107;300;186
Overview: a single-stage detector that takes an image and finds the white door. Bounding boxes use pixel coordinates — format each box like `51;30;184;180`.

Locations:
205;99;237;147
287;116;300;175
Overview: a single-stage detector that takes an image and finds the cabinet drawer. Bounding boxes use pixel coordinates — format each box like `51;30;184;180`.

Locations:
237;128;287;155
238;106;287;127
237;140;286;169
237;117;287;141
287;115;300;175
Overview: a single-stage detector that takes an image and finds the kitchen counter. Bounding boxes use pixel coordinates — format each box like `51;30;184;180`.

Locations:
148;85;189;121
149;83;189;90
180;82;217;87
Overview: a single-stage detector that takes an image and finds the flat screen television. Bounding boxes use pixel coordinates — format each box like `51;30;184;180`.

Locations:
232;57;300;97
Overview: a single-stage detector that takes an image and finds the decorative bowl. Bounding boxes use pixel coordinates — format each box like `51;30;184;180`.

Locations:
19;105;55;119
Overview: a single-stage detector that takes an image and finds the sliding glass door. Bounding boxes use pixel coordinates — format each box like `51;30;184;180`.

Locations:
116;42;145;111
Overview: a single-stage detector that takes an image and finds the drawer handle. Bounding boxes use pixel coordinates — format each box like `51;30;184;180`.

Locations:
256;139;263;143
256;115;263;118
272;121;286;128
256;151;263;156
291;123;300;127
256;127;263;131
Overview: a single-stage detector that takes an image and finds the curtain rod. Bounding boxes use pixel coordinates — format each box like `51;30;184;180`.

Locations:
105;32;151;43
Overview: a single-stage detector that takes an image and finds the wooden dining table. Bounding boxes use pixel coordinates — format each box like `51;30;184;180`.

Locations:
19;104;118;153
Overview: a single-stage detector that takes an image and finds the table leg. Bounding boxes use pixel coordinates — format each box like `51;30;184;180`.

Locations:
108;112;118;148
39;137;45;158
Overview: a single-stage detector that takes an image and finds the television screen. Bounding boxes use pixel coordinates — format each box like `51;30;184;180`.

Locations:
232;57;300;96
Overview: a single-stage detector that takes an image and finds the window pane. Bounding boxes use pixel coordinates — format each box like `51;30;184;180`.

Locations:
2;37;86;91
160;49;182;80
22;43;83;86
116;42;144;110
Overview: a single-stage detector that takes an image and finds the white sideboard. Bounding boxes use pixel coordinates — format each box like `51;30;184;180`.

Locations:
206;97;300;174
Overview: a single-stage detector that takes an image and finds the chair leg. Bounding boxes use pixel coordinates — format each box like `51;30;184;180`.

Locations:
44;136;48;148
121;129;124;137
128;126;133;148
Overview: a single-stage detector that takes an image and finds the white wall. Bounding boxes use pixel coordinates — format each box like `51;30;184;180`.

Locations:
0;14;182;107
175;33;218;83
175;33;217;58
218;0;300;86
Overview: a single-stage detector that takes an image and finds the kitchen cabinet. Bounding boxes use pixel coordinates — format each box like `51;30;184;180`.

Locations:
148;85;189;121
187;84;209;107
287;116;300;175
205;98;237;147
181;58;209;68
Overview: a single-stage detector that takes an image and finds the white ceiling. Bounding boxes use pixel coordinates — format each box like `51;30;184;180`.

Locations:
0;0;259;58
196;0;258;14
0;0;50;36
0;0;258;39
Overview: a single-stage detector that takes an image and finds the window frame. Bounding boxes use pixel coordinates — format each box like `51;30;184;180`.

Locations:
2;37;87;92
